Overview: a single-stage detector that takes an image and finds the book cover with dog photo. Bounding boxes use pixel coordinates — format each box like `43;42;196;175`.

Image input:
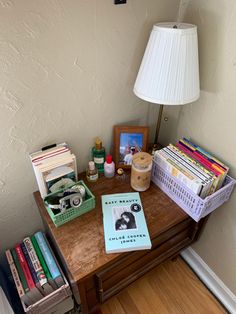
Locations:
102;192;151;253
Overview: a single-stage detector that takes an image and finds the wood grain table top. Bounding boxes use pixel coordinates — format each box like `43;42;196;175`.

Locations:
34;172;188;283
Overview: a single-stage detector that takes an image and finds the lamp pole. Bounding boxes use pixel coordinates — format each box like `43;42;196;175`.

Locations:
154;104;164;145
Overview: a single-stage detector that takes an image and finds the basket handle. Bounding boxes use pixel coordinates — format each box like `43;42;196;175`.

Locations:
41;144;57;151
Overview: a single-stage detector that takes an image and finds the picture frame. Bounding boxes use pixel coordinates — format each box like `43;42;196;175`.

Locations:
113;125;149;169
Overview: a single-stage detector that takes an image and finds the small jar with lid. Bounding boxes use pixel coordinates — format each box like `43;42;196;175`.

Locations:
131;152;153;192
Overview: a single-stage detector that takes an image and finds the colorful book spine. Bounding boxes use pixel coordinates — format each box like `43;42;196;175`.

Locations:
15;244;35;290
31;236;52;281
169;144;216;177
11;248;30;294
177;141;220;174
5;250;25;299
167;144;216;197
20;242;39;286
34;232;61;280
177;140;224;190
179;140;224;173
183;138;229;171
23;237;47;286
180;138;226;182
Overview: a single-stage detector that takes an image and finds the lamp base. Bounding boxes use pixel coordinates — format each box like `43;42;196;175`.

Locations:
148;143;163;156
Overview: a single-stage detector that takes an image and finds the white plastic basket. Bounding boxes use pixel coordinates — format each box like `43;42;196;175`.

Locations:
151;160;236;222
23;281;72;314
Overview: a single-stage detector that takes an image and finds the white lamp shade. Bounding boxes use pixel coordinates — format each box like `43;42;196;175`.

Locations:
134;23;200;105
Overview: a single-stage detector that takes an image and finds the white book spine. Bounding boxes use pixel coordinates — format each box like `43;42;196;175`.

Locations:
32;148;70;166
168;144;216;182
167;145;212;180
29;142;67;160
163;147;212;199
32;164;48;198
155;151;202;195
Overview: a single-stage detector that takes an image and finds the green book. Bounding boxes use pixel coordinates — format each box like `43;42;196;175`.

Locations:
11;248;29;293
31;235;53;281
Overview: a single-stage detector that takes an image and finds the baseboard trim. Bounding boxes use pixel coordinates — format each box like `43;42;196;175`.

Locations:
180;247;236;314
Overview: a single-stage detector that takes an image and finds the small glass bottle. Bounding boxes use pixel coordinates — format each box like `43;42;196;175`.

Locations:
92;138;105;173
104;155;115;178
86;161;98;182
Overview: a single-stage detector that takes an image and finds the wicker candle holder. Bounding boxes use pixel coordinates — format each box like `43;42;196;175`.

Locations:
131;152;153;192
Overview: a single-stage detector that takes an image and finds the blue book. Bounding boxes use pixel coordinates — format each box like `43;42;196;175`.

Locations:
102;192;152;253
34;232;64;288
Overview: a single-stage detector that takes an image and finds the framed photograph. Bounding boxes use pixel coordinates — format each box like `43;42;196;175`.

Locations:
113;126;149;169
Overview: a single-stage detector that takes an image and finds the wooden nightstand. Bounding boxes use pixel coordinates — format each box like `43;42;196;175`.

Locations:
34;172;208;314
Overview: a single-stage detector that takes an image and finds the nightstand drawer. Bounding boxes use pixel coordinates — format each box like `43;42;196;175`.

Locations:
96;227;191;303
95;218;192;284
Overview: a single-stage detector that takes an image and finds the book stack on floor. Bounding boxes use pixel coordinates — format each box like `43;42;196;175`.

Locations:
30;143;78;198
5;231;73;313
154;138;229;199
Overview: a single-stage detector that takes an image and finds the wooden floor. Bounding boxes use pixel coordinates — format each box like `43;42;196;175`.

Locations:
101;257;226;314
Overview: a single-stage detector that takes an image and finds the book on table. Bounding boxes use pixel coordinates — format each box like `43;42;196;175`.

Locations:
102;192;152;254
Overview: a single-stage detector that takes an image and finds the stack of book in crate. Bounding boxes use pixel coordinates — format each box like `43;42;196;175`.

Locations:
30;143;78;198
152;138;236;222
5;231;72;312
154;138;229;198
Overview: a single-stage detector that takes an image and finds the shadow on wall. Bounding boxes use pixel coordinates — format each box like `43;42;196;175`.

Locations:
181;6;222;94
158;5;223;145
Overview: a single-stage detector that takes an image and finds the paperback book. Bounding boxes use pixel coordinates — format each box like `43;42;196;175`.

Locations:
5;250;31;306
102;192;151;254
23;237;53;295
177;138;228;190
34;231;64;288
14;244;43;303
31;235;57;290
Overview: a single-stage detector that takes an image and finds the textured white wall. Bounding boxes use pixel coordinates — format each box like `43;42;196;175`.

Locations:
0;1;179;253
160;0;236;294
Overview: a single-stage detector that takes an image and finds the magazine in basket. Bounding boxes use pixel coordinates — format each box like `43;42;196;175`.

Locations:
102;192;151;254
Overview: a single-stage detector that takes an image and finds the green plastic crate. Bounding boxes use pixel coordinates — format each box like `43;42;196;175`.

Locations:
44;180;95;227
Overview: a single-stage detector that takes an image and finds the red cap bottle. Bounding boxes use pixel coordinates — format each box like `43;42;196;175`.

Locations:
104;155;115;178
106;155;113;164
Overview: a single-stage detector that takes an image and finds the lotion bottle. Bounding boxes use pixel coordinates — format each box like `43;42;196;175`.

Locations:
86;161;98;182
104;155;115;178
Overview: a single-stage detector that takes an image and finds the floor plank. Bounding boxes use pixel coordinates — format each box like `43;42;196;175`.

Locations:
101;257;226;314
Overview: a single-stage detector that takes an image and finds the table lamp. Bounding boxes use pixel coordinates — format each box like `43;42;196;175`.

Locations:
133;22;200;148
